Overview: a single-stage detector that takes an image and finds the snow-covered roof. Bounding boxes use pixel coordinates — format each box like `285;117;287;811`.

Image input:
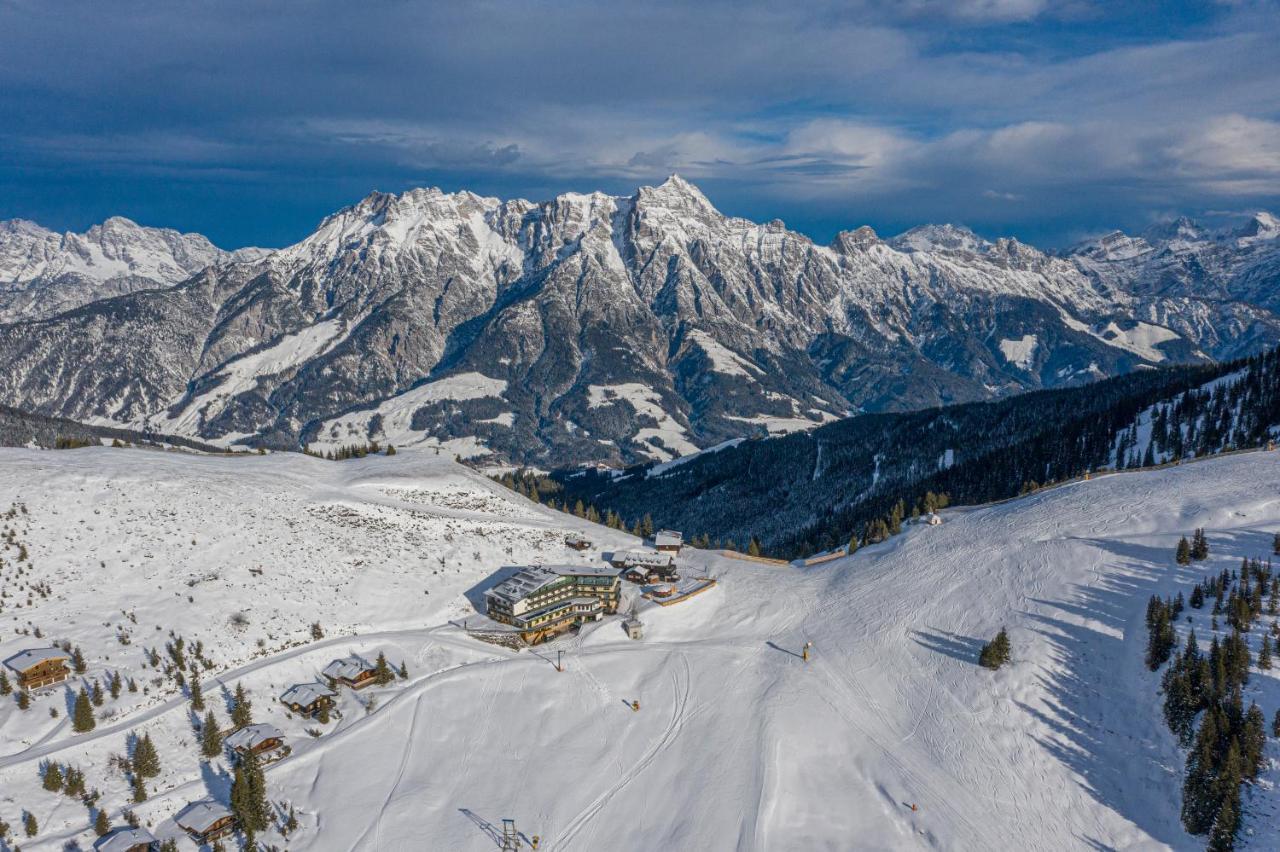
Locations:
655;529;683;546
486;564;618;605
487;566;558;604
280;682;335;706
3;646;70;673
323;656;374;681
224;722;285;752
616;550;673;567
175;799;234;832
94;826;158;852
552;563;618;577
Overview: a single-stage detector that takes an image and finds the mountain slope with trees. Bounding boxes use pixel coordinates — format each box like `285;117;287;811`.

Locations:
552;348;1280;556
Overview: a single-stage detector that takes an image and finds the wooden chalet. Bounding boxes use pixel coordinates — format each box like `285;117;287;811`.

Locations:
3;646;71;690
323;655;378;690
565;534;591;551
624;565;653;584
653;529;683;553
224;722;290;762
175;800;237;844
623;617;644;640
94;827;159;852
280;682;337;718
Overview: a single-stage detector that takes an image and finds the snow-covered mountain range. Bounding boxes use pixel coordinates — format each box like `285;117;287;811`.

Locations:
0;217;264;322
0;178;1277;467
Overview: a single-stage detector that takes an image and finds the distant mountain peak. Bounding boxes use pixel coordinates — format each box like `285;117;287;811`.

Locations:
889;223;989;254
1233;210;1280;242
636;174;719;214
830;226;881;254
1142;215;1207;245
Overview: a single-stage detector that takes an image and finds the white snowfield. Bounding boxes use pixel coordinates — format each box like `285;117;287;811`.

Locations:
0;447;1278;850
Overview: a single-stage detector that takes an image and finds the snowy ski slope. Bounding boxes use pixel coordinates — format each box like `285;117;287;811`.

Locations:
0;447;1277;850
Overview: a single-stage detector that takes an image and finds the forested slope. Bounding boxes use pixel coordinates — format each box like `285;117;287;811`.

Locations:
552;349;1280;556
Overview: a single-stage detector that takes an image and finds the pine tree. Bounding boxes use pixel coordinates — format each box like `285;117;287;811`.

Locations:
90;680;103;707
63;766;85;797
71;646;86;674
190;675;204;711
132;733;160;778
131;772;148;803
978;627;1011;670
230;683;252;728
1260;634;1273;670
373;652;394;686
109;671;122;700
1273;708;1280;738
1243;703;1267;779
200;710;222;758
41;761;63;791
398;661;408;680
747;536;762;557
1192;528;1210;560
1176;536;1192;565
1273;531;1280;555
72;688;95;733
1145;605;1176;671
93;808;110;837
0;670;10;695
23;810;37;837
16;689;30;710
1182;713;1220;834
230;747;270;840
1208;794;1238;852
1190;584;1205;608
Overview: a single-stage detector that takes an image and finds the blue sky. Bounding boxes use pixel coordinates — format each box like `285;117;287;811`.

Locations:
1;0;1277;249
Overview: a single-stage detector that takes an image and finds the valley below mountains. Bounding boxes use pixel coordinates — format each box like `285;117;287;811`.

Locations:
1;178;1278;468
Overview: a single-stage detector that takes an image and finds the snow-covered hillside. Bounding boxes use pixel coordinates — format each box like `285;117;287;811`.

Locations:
0;447;1278;849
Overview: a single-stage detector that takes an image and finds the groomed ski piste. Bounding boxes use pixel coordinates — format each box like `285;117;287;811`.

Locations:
0;446;1277;850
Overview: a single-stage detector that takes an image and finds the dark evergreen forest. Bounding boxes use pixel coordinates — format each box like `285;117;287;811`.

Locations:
549;348;1280;558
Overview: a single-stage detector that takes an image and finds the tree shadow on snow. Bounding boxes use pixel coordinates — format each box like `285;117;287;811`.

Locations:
908;629;985;665
200;760;232;801
1013;555;1192;850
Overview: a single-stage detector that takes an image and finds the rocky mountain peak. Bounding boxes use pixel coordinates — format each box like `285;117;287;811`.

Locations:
634;175;719;218
1142;215;1207;245
889;223;989;255
830;226;880;254
1233;210;1280;243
